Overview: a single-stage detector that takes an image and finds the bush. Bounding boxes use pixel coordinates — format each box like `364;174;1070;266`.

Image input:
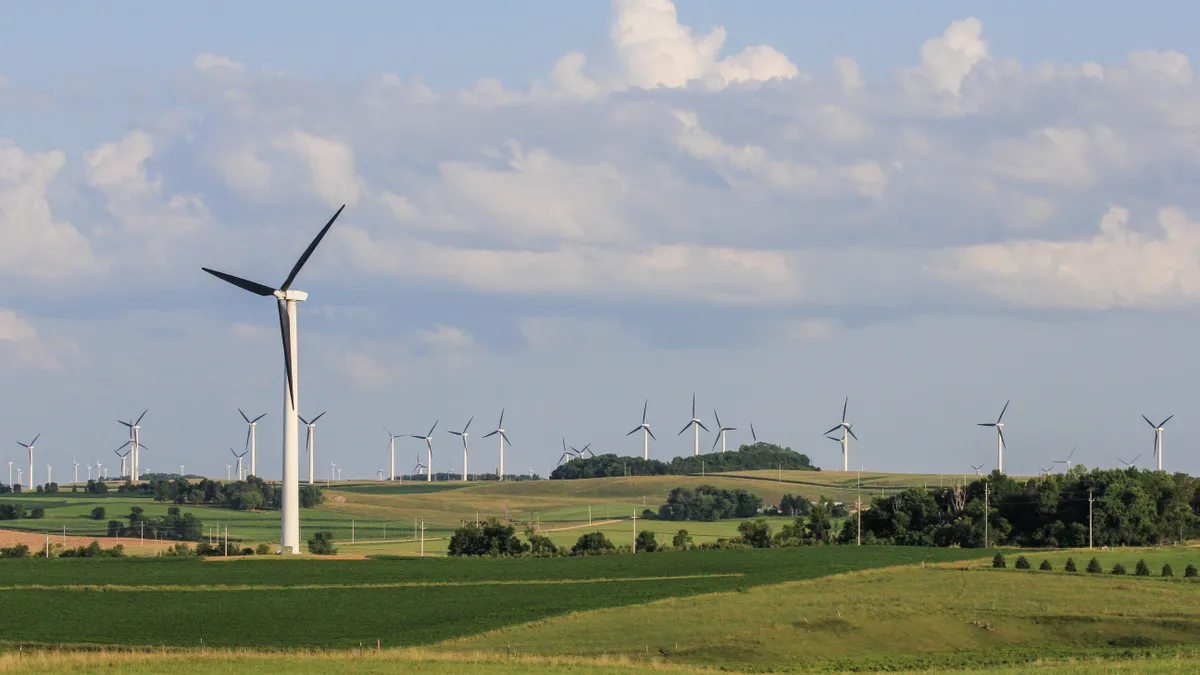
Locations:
299;484;325;508
527;534;558;555
307;531;337;555
1065;557;1077;572
255;543;271;555
1186;564;1198;578
1111;562;1127;575
28;507;44;519
164;542;194;557
736;519;773;548
89;506;106;520
992;553;1006;569
1087;557;1103;574
1015;555;1030;569
635;529;658;552
1135;559;1151;577
672;529;693;549
1163;563;1174;577
447;519;528;557
1039;559;1052;571
0;544;29;558
572;531;615;555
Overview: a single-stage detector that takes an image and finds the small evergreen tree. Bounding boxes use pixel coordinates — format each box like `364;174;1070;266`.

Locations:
1087;557;1103;574
1162;563;1174;577
1135;559;1151;577
1015;555;1030;569
1186;564;1198;578
1039;559;1052;571
1065;557;1077;572
991;553;1006;569
1111;562;1127;575
306;531;337;555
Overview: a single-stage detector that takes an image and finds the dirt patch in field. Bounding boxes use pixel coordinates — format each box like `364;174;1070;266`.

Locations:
203;553;369;561
0;529;176;554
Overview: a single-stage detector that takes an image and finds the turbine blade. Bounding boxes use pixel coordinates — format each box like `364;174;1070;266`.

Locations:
483;430;498;438
280;205;345;291
997;427;1006;449
135;409;148;426
696;422;709;432
678;422;692;436
824;425;842;435
311;411;325;423
642;399;648;424
299;415;309;426
239;408;251;424
1161;414;1175;426
691;393;696;418
448;431;462;436
1142;414;1155;428
245;425;253;451
646;428;657;441
750;423;757;442
498;408;505;428
842;397;848;423
463;416;473;433
276;300;296;408
202;268;276;296
118;421;132;428
626;427;641;436
978;423;995;427
427;421;438;437
500;431;511;447
711;435;721;451
253;413;268;423
997;400;1010;423
847;427;859;441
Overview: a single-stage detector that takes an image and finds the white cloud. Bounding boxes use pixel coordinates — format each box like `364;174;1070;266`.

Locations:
194;53;244;73
276;131;363;208
901;17;989;99
414;324;474;350
0;309;62;370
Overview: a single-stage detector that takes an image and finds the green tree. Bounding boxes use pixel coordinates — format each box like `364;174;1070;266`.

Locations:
28;507;44;519
1186;564;1197;578
572;531;615;555
1087;557;1103;574
1163;563;1174;577
992;553;1006;568
737;519;773;548
299;484;324;508
527;534;558;555
806;498;834;544
672;529;693;549
1135;559;1151;576
1015;555;1030;569
90;506;106;520
306;531;337;555
1039;559;1052;571
255;543;271;555
447;519;528;556
1111;562;1127;575
635;529;658;552
1065;557;1077;572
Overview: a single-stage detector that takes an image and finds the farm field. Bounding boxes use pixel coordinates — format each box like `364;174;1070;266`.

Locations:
0;547;986;649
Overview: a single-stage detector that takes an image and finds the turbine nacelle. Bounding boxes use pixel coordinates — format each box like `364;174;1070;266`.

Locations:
274;289;308;302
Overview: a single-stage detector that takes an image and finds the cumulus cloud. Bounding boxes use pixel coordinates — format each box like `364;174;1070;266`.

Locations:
0;309;63;370
901;17;990;98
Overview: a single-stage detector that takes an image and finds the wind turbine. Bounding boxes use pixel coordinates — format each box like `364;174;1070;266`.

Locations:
711;410;736;453
625;400;656;460
299;411;326;485
970;464;984;476
824;398;857;471
114;448;131;478
231;448;247;481
448;417;473;481
383;427;403;481
557;439;582;466
1053;447;1077;472
482;409;511;481
86;464;92;481
46;465;51;485
238;409;267;478
73;459;79;485
410;422;437;483
6;461;11;487
16;434;39;488
1142;414;1173;471
202;204;346;554
226;463;232;480
1117;454;1142;468
677;394;709;457
977;401;1009;474
412;452;426;479
376;468;384;480
118;409;148;481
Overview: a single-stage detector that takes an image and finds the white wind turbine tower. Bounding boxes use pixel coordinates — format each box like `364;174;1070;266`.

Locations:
203;205;346;554
482;409;511;481
677;394;709;457
823;398;857;471
625;400;656;460
977;400;1009;474
1117;454;1142;468
299;411;326;485
557;439;584;466
411;422;437;483
114;448;131;478
16;434;39;488
118;409;148;481
1142;414;1173;471
73;459;79;485
86;464;93;481
1053;447;1077;473
226;463;232;480
384;427;403;481
711;410;736;454
6;461;11;487
376;468;384;480
411;452;426;480
448;417;473;481
231;449;248;480
239;409;267;478
46;465;51;485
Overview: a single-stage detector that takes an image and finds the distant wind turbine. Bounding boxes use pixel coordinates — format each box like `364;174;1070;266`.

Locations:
625;400;656;460
384;427;403;481
1053;447;1077;472
970;464;984;476
114;448;131;478
677;394;709;457
299;411;326;485
46;465;51;485
448;417;473;481
824;398;857;471
977;401;1009;474
231;448;248;480
16;434;39;488
238;409;267;478
412;452;426;479
1142;414;1173;471
203;204;346;554
72;459;79;485
482;409;511;481
118;409;148;481
711;410;736;453
411;422;437;483
1117;454;1141;468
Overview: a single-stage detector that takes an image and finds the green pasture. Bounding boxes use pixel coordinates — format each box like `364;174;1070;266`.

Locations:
1003;547;1200;576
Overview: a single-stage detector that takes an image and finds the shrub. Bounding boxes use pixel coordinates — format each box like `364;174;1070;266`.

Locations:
164;542;194;557
1111;563;1127;575
736;519;773;548
28;507;44;519
635;529;658;552
1039;559;1052;571
527;534;558;555
1163;563;1174;577
0;544;29;558
447;520;528;557
299;484;325;508
1135;559;1151;577
1065;557;1077;572
255;543;271;556
89;506;106;520
992;553;1006;569
672;529;694;549
1186;564;1198;578
1015;555;1030;569
1087;557;1103;574
306;531;337;555
572;531;615;555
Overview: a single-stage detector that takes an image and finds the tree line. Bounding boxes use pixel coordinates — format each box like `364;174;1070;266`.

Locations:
550;443;815;480
146;476;324;511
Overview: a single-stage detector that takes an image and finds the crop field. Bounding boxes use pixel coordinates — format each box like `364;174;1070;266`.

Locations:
0;547;985;650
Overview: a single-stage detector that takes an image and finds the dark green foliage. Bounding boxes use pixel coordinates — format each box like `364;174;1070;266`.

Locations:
1065;557;1077;572
28;507;44;519
300;484;324;508
657;485;762;521
0;544;29;558
1039;559;1052;571
163;543;194;557
447;520;528;557
111;505;202;541
779;494;811;516
106;520;123;536
256;543;271;555
992;553;1006;568
59;542;124;558
572;531;616;555
635;529;658;552
1186;564;1198;578
1111;562;1127;575
736;519;773;548
672;529;693;549
90;506;106;520
550;443;814;479
85;480;108;494
527;534;558;555
0;503;25;520
146;476;320;511
1014;555;1030;569
1087;557;1103;573
306;531;337;555
39;483;58;494
1135;559;1151;576
1163;563;1174;577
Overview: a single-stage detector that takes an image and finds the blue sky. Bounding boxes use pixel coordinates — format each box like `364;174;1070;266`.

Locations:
3;0;1200;484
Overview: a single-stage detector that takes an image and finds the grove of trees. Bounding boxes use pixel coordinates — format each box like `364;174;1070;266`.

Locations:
551;443;815;480
654;485;762;521
147;476;324;511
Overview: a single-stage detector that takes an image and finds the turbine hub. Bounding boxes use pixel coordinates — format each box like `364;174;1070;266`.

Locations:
275;289;309;302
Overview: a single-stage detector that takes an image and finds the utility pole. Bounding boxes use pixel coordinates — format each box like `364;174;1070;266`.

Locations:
588;505;592;526
778;463;782;482
224;525;228;556
632;511;638;552
856;468;862;546
984;482;990;549
1088;488;1094;549
419;520;425;557
351;520;355;545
